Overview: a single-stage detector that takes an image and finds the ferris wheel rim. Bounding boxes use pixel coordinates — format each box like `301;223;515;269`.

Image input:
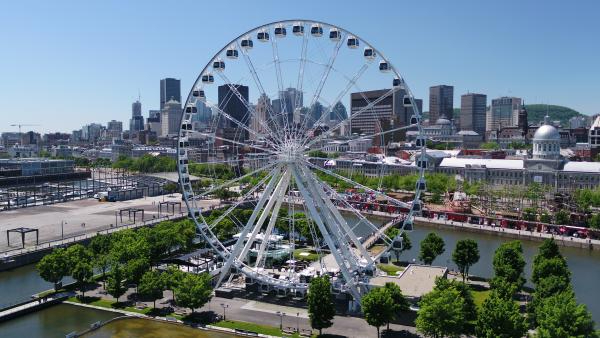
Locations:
176;19;428;296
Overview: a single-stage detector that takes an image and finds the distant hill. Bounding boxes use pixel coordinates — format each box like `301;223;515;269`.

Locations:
524;104;584;127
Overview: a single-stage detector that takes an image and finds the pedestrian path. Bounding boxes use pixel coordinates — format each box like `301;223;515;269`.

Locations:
0;292;70;322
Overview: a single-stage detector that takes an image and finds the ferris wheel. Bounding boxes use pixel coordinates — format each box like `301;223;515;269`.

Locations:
177;20;427;302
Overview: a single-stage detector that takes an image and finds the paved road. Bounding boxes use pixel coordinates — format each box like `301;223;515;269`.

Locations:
0;195;220;253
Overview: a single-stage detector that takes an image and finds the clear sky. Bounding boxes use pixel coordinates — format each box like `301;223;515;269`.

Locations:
1;0;598;133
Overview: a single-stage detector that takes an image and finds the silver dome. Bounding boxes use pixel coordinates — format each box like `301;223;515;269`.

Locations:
533;124;560;141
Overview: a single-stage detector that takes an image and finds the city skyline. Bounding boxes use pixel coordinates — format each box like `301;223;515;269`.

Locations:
1;0;599;133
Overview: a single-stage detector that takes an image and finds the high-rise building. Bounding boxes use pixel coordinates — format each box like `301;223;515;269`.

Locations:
460;93;487;136
107;120;123;140
350;89;395;135
160;78;181;110
487;97;522;131
161;99;182;136
250;94;271;140
429;85;454;123
130;100;144;132
218;84;249;126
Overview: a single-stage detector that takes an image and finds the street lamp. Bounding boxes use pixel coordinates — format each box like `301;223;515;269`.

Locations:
296;312;300;333
220;303;229;321
61;220;67;239
276;311;286;330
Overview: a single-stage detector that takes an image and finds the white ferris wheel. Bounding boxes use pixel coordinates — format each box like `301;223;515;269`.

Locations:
177;20;427;302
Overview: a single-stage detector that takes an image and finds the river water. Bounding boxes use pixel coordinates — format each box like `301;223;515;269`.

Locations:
1;215;599;334
84;317;238;338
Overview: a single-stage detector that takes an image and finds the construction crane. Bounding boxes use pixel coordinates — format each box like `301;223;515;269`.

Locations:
10;124;40;134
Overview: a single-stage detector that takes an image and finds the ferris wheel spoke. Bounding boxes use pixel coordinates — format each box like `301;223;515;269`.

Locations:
237;41;286;143
209;167;278;231
298;63;370;146
305;123;418;154
304;160;411;209
195;161;278;199
212;74;281;147
195;131;277;155
254;182;287;268
306;87;401;149
270;32;293;136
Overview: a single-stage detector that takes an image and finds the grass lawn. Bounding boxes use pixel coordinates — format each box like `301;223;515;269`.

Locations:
471;289;491;310
293;249;319;262
214;320;311;338
377;263;405;276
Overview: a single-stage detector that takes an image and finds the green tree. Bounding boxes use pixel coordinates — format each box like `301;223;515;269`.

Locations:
554;209;570;225
452;239;480;282
361;287;395;338
307;275;335;335
126;257;150;293
37;248;69;289
384;282;409;330
434;278;477;322
475;291;526;338
540;212;552;224
419;232;445;265
416;287;466;338
523;207;537;222
162;265;185;302
535;290;597;338
588;214;600;229
65;244;92;273
72;262;93;299
491;241;526;293
106;264;126;303
138;270;164;308
532;257;570;286
174;273;213;313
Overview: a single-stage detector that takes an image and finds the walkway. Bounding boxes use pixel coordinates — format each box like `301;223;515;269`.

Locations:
0;292;70;322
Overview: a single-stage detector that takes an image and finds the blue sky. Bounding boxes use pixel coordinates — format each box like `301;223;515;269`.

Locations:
0;0;598;133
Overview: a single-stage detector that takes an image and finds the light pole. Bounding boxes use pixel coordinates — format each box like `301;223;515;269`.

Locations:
61;220;66;239
220;303;229;321
296;312;300;333
276;311;286;330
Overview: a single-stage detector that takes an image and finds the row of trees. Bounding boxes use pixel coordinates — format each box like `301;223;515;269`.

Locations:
37;220;196;300
112;154;176;173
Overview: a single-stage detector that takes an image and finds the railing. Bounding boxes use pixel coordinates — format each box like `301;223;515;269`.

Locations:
1;212;188;259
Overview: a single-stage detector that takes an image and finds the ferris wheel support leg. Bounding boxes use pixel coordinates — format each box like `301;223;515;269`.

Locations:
216;165;283;288
300;165;374;267
254;184;287;268
291;165;362;302
299;165;361;272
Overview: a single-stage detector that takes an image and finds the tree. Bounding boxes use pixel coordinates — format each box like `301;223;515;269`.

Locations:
535;290;596;338
37;248;69;289
588;214;600;229
72;262;93;299
452;239;480;282
531;257;570;286
361;287;395;338
434;278;477;322
64;244;92;273
138;270;164;308
106;264;126;303
162;265;185;302
307;275;335;335
384;282;409;330
475;291;526;338
554;209;571;225
533;239;562;266
492;241;526;293
419;232;445;265
416;287;466;338
175;273;213;313
125;257;150;292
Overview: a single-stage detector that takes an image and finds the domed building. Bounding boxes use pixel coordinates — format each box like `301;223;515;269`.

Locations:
532;118;561;160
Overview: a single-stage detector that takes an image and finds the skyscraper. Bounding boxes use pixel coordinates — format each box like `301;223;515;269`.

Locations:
107;120;123;140
160;78;181;110
250;94;271;140
487;97;522;131
161;99;182;136
218;84;249;141
429;85;454;123
350;89;395;135
130;100;144;132
460;93;487;136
